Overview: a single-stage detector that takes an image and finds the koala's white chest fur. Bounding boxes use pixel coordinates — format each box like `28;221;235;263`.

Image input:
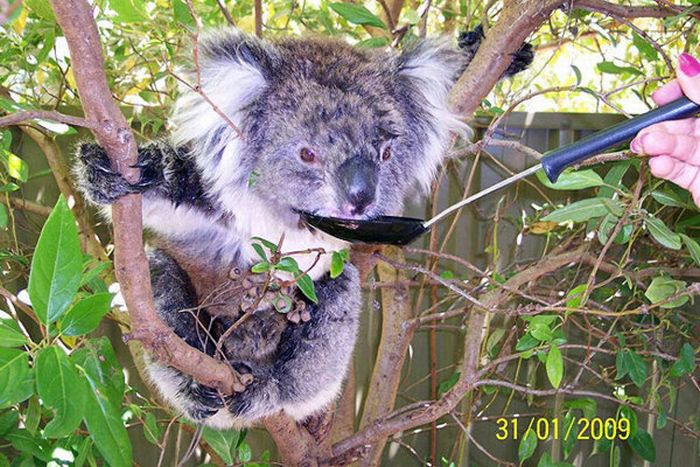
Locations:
141;190;347;281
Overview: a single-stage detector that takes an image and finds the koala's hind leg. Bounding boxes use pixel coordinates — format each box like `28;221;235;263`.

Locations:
224;264;362;422
144;249;226;424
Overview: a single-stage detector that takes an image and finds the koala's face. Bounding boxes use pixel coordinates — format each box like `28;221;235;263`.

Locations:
247;81;415;220
173;31;465;223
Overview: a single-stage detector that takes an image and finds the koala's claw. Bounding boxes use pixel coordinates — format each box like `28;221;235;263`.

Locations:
75;142;163;205
188;381;228;411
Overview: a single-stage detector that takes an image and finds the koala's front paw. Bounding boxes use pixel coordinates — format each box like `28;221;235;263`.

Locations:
74;143;163;205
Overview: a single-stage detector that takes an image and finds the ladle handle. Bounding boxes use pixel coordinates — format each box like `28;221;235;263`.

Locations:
541;96;700;182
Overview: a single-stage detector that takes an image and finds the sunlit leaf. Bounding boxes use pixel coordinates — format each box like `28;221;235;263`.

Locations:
329;3;386;29
35;346;84;438
546;345;564;388
645;276;688;309
28;196;82;326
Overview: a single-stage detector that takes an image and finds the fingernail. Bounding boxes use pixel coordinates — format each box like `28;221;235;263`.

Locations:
679;53;700;77
630;138;641;153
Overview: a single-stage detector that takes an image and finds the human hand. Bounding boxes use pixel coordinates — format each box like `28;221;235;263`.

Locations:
630;53;700;205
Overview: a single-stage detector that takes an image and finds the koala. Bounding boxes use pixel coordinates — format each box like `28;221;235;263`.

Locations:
75;28;532;429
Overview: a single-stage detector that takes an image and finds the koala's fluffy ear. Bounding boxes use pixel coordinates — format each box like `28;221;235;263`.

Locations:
171;29;274;153
395;39;471;191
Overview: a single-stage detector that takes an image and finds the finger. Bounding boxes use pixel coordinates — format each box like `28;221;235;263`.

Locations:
650;155;700;190
651;80;683;105
677;53;700;104
634;118;700;140
632;131;700;164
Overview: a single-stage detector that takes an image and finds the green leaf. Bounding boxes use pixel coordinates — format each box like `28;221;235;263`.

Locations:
537;452;574;467
72;338;125;411
0;348;33;409
518;428;537;462
566;284;587;308
173;0;195;26
6;428;51;462
329;3;386;28
59;293;113;336
78;364;132;467
437;372;460;396
5;152;28;182
0;204;6;230
296;273;318;303
628;429;656;462
28;196;82;326
330;251;345;279
546;345;564;388
564;398;597;419
669;343;695;378
238;441;252;462
251;261;271;273
680;234;700;266
201;427;240;465
0;318;27;347
599;159;632;198
516;332;540;352
35;346;84;438
109;0;148;22
651;189;687;207
571;65;582;86
645;276;688;309
619;406;638;438
142;412;161;445
251;243;267;261
597;61;643;76
530;321;553;341
356;37;390;48
616;350;647;387
24;0;54;20
0;410;18;437
251;237;278;253
645;216;681;249
542;198;621;223
275;257;300;273
536;168;604;190
632;32;659;61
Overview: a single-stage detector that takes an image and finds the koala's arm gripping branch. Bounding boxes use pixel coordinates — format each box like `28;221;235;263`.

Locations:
48;0;244;396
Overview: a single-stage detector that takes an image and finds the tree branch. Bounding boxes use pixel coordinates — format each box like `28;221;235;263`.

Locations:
0;110;94;129
48;0;243;395
574;0;679;19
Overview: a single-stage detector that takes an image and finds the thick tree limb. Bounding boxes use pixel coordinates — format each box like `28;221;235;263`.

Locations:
358;248;416;466
48;0;243;395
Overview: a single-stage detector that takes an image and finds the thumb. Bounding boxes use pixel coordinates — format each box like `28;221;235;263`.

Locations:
677;53;700;104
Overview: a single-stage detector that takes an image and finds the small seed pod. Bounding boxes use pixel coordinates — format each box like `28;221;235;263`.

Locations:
300;309;311;322
287;310;301;324
228;267;243;280
273;293;293;314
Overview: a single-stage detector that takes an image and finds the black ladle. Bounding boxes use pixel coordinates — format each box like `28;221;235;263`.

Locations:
303;97;700;245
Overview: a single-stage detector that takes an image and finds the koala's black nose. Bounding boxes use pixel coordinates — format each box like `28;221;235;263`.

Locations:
338;155;378;215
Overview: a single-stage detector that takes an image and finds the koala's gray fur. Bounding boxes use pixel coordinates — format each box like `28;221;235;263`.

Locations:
75;28;531;428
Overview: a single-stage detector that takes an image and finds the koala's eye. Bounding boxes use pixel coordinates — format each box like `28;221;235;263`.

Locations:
300;147;316;163
381;145;392;162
